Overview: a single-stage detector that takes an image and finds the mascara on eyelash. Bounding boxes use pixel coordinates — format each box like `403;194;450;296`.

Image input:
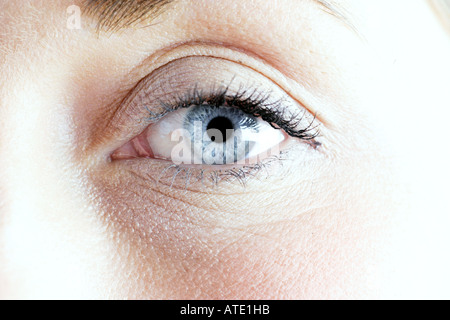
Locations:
144;84;321;144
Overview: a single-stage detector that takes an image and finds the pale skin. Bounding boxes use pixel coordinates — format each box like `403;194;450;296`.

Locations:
0;0;449;299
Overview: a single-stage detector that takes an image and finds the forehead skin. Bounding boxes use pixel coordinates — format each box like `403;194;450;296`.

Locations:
0;0;449;299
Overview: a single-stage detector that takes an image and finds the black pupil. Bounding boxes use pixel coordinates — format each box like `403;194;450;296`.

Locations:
207;117;234;142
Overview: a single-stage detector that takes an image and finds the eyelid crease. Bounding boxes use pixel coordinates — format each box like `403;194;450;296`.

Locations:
112;40;328;123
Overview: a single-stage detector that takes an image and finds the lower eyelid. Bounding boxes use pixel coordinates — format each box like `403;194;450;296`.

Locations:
111;136;319;193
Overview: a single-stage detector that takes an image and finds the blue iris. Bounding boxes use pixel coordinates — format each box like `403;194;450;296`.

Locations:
183;105;259;164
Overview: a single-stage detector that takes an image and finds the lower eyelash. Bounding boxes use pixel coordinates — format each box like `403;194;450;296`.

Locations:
155;150;290;191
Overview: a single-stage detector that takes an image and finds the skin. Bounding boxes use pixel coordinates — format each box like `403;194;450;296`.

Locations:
0;0;449;299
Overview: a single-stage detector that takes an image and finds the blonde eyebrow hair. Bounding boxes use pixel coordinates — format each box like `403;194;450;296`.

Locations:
83;0;174;32
83;0;357;34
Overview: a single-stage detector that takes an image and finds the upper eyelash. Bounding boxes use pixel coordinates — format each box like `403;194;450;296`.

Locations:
148;84;321;143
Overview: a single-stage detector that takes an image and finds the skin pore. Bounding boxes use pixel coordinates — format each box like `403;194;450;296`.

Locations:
0;0;449;299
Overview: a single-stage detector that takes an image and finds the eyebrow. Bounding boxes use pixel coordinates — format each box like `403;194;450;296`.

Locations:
83;0;174;32
83;0;356;34
315;0;358;34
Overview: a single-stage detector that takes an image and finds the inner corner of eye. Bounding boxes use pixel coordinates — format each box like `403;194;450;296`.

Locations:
111;127;153;161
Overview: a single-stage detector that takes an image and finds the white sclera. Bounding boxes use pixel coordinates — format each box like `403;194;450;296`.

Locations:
146;106;285;165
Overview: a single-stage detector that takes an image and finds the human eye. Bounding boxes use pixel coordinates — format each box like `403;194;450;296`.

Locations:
116;100;289;165
108;56;321;188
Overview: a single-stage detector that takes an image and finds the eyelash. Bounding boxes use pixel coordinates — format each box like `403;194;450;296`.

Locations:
146;85;321;143
135;84;321;188
155;152;289;190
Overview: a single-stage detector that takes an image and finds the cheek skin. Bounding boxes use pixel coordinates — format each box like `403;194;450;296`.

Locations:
0;71;105;298
86;144;394;299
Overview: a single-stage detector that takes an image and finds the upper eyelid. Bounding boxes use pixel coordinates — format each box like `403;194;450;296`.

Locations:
116;41;324;121
94;48;325;156
128;56;314;127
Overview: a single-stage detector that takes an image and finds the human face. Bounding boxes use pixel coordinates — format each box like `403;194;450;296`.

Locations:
0;0;449;299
